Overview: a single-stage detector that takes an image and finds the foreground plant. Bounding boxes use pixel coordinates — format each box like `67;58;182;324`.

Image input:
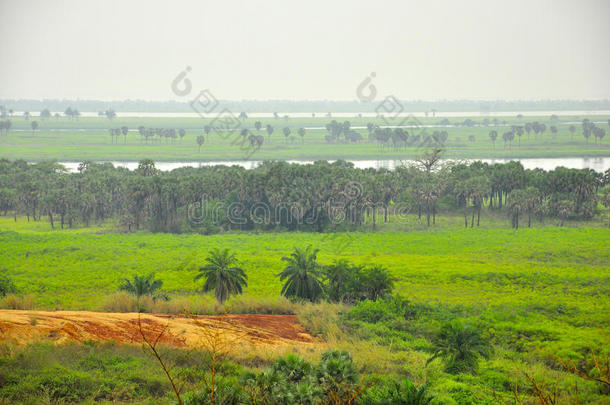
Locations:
360;379;434;405
195;248;248;304
119;273;168;302
427;320;492;374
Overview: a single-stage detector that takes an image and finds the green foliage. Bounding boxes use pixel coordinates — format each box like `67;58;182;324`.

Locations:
118;272;167;301
0;342;171;403
0;219;608;402
324;260;394;303
360;379;434;405
427;320;492;374
347;296;415;324
278;246;325;302
0;272;17;297
271;353;313;383
195;248;247;304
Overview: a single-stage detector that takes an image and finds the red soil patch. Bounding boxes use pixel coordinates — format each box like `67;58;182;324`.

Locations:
0;310;318;349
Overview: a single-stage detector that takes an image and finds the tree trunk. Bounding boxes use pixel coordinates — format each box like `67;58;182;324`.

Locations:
372;207;376;230
471;207;475;228
48;211;54;229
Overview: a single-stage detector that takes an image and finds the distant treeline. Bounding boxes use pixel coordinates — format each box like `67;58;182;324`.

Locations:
1;99;610;113
1;154;608;233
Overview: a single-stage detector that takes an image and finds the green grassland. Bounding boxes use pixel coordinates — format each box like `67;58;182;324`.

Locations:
1;115;608;161
1;216;608;352
1;215;609;403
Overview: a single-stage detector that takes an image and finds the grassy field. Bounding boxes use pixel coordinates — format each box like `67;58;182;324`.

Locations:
1;215;608;350
1;215;609;403
1;115;608;161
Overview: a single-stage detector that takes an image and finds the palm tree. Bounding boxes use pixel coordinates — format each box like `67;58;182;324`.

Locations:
569;125;576;139
196;135;205;152
367;379;434;404
277;246;324;301
427;320;492;374
282;127;291;142
298;127;305;142
30;121;39;134
488;130;498;148
195;248;247;304
119;273;167;301
266;124;274;140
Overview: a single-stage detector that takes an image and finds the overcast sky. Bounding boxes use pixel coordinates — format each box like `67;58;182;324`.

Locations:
1;0;608;101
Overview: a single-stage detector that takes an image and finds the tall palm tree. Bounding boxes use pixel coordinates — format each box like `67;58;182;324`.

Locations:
195;248;247;304
427;320;492;374
119;273;167;301
277;246;324;301
196;135;205;152
266;124;274;140
488;130;498;148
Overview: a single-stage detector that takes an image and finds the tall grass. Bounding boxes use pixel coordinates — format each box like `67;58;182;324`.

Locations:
0;294;35;310
102;292;296;315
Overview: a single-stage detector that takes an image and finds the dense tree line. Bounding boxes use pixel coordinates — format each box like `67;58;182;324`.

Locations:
0;154;607;233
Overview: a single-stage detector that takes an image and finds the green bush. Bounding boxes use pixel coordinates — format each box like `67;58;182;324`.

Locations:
0;273;17;297
347;296;416;324
360;378;435;405
324;260;394;303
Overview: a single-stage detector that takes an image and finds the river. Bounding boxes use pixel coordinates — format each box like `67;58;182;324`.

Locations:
57;157;610;173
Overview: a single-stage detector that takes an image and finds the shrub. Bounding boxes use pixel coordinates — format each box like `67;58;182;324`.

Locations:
0;274;17;297
271;354;313;383
324;260;394;303
360;378;435;405
347;296;416;323
427;320;492;374
0;294;35;310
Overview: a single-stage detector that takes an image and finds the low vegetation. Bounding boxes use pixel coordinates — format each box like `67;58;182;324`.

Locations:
0;214;608;403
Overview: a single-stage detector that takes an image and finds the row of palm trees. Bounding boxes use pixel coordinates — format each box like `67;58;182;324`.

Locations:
489;119;608;148
120;246;390;305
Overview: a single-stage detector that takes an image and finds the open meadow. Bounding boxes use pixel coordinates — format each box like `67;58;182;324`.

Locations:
1;114;609;162
1;215;609;403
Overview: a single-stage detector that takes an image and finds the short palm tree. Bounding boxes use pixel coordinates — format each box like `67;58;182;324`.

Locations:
427;320;492;374
119;273;167;301
277;246;324;301
195;248;247;304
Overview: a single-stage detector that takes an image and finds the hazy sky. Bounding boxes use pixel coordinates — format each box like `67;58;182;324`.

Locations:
1;0;608;101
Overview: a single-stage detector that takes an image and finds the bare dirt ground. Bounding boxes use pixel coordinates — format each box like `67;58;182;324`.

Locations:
0;310;319;349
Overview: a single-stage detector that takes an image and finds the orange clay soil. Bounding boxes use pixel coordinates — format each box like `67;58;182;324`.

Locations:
0;310;319;349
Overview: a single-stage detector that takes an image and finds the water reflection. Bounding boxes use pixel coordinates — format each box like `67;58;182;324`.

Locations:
57;157;610;173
